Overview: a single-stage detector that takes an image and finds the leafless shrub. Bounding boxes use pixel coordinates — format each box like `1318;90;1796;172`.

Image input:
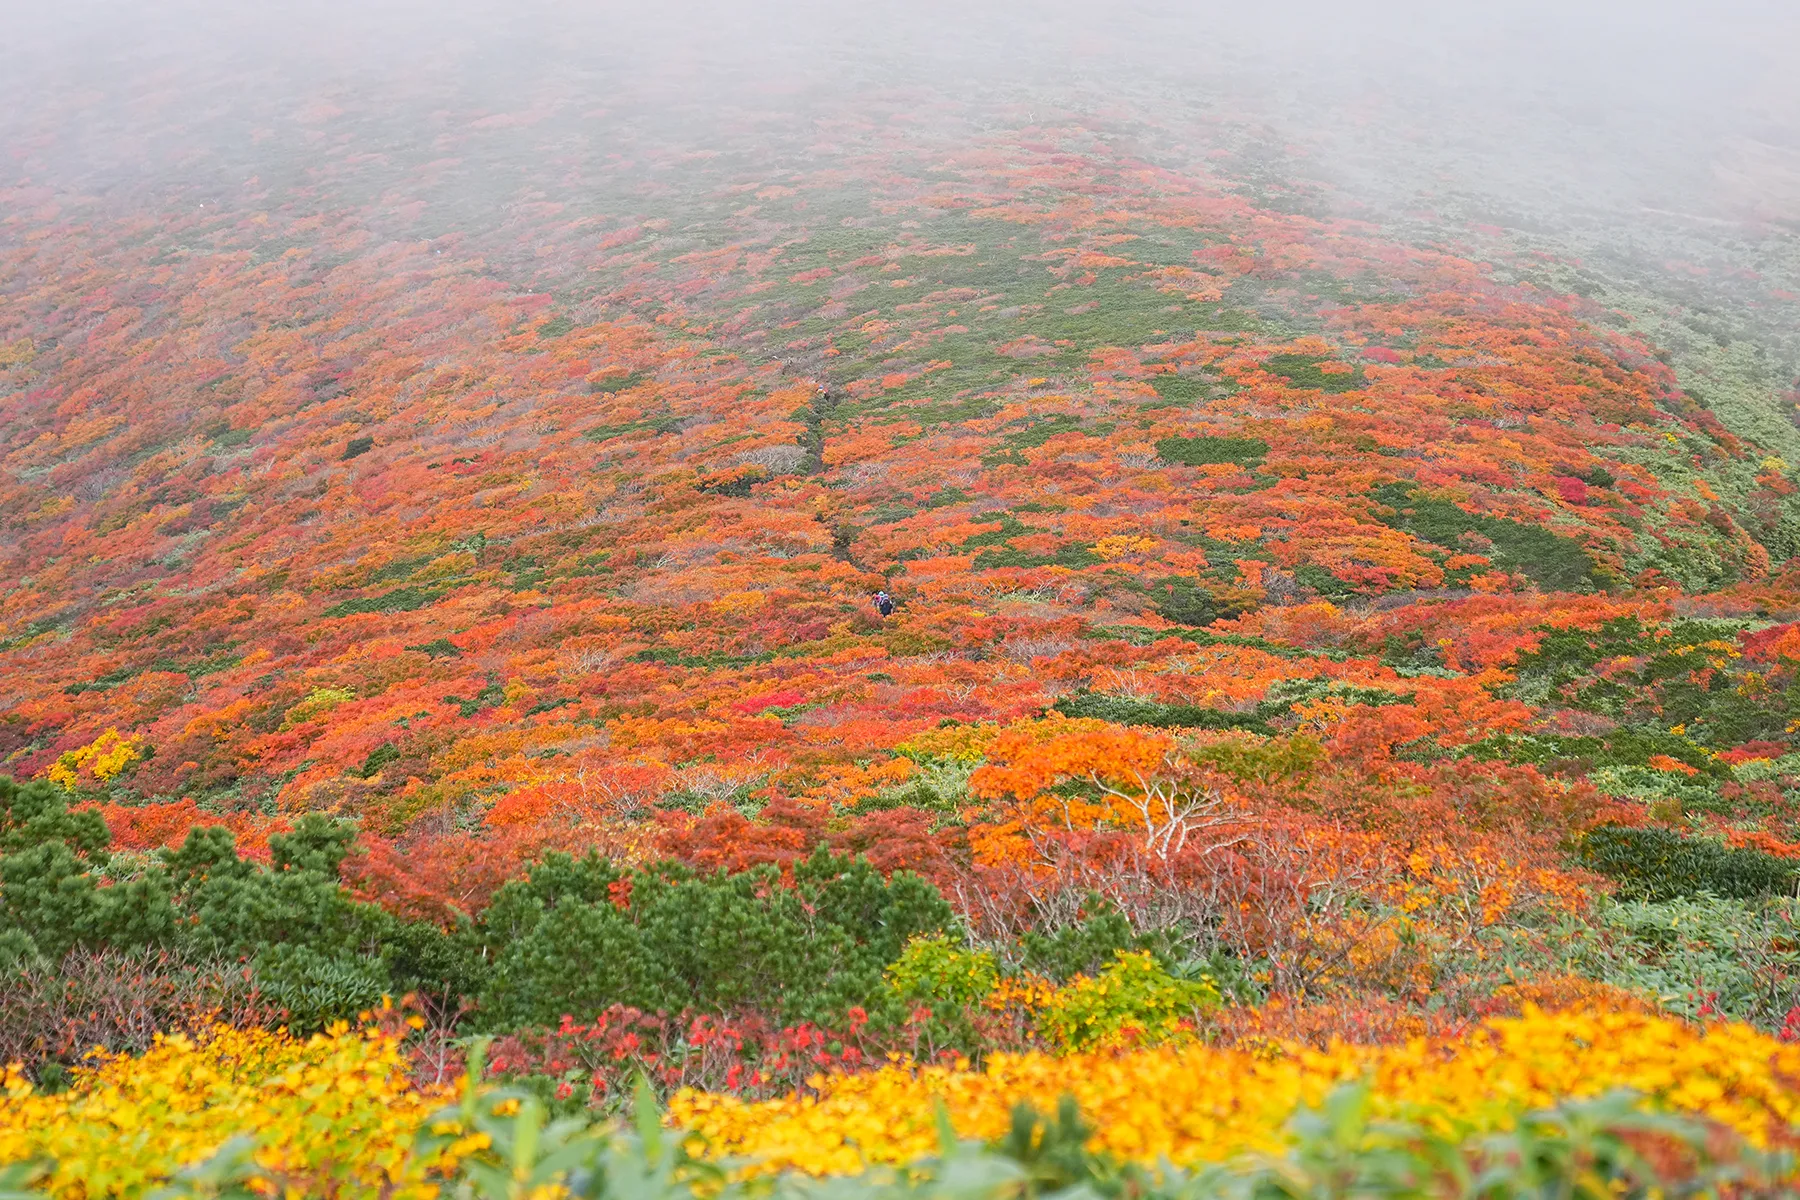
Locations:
732;443;808;474
570;648;619;674
1003;636;1073;662
0;948;280;1079
952;818;1415;1000
1262;568;1300;604
1091;666;1160;701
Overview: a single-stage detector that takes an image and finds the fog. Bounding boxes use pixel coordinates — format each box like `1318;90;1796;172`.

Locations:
4;0;1796;229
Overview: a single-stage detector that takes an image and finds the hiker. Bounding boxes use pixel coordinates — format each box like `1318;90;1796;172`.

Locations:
874;590;895;617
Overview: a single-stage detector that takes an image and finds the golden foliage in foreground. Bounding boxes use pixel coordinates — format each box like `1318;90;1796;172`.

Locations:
0;1022;463;1199
670;1006;1800;1176
4;1007;1800;1193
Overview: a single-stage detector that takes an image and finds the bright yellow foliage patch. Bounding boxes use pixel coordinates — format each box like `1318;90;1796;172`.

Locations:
45;728;145;789
9;1008;1800;1191
0;1024;463;1199
669;1006;1800;1176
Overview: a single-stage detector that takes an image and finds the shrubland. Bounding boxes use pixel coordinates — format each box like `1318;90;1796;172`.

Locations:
1;55;1799;1197
5;1012;1800;1199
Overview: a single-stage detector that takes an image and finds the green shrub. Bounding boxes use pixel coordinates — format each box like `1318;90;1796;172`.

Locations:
476;847;952;1029
587;368;652;394
0;780;468;1033
1579;824;1796;901
321;586;440;618
406;638;462;659
1371;483;1601;591
886;935;999;1008
1150;577;1223;626
1292;562;1356;599
1035;951;1219;1050
1020;898;1170;981
1586;765;1722;810
1052;693;1272;734
1154;435;1268;467
1262;353;1365;392
1565;894;1800;1027
971;544;1099;570
1;776;963;1038
356;743;401;778
0;777;172;964
1147;374;1206;403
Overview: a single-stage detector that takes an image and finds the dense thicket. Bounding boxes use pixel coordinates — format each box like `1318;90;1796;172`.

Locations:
0;776;954;1039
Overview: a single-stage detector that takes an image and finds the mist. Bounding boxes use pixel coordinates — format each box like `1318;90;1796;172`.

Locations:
4;0;1797;229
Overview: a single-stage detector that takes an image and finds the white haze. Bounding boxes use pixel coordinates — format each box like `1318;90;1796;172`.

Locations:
3;0;1796;226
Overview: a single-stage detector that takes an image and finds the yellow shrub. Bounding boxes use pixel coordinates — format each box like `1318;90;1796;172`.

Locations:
670;1006;1800;1176
894;723;999;765
0;1023;463;1199
885;940;1215;1051
280;687;357;730
45;729;145;789
1091;535;1156;561
1034;951;1219;1051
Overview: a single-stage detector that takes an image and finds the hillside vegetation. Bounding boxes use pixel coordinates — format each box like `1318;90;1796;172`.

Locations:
2;52;1800;1198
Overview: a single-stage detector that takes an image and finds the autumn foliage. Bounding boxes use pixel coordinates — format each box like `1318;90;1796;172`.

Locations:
2;41;1800;1196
